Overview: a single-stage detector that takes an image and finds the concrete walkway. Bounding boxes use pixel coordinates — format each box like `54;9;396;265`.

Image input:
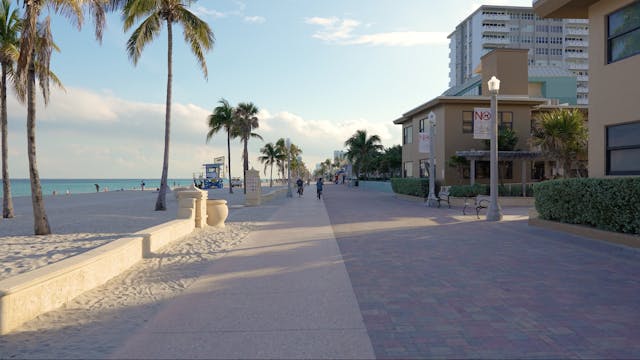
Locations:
112;186;375;359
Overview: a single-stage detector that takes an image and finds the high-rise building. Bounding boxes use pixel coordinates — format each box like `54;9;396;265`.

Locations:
448;5;589;104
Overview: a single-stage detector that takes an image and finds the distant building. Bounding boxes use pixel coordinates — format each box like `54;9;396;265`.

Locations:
448;5;590;104
534;0;640;177
333;150;345;162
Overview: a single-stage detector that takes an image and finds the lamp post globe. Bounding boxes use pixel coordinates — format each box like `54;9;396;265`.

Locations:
486;76;503;221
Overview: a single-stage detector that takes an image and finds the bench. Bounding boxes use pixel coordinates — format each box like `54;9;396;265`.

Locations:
463;195;490;219
437;186;451;208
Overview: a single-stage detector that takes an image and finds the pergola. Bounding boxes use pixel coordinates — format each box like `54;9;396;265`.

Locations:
455;150;545;196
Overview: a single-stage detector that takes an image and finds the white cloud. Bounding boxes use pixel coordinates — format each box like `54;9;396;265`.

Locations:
5;87;400;178
243;16;266;24
192;6;227;19
305;16;447;47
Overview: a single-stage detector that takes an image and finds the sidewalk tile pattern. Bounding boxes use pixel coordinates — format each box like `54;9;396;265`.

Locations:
324;185;640;359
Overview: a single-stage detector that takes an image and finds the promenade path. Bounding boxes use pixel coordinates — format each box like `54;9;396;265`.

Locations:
324;184;640;359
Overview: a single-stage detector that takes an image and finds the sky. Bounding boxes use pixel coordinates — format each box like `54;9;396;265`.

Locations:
6;0;533;179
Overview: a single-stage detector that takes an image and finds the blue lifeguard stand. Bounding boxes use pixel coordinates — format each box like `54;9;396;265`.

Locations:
196;163;224;189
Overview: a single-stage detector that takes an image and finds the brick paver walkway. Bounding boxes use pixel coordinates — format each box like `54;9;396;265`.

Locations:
324;184;640;359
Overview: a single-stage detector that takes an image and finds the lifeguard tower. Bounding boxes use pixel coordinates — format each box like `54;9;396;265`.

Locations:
193;162;225;189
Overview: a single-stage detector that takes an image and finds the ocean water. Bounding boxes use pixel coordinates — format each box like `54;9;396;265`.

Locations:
2;179;195;198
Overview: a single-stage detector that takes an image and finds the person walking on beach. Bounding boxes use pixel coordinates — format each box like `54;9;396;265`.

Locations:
141;180;146;191
94;184;100;192
316;177;324;200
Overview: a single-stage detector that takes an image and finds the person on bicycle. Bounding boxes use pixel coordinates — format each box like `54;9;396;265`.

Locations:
296;177;304;196
316;177;324;200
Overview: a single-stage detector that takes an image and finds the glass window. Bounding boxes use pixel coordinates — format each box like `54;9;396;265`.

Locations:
419;159;429;178
404;161;413;177
403;126;413;144
499;112;513;130
419;119;425;133
463;111;473;133
608;1;640;63
607;121;640;175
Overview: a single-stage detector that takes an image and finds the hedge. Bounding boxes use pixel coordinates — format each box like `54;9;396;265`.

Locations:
534;177;640;235
391;178;430;197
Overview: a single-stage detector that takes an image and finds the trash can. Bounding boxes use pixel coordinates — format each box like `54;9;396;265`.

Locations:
354;180;359;187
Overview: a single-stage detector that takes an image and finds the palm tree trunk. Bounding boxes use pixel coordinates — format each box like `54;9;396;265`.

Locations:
243;139;248;194
269;163;273;187
226;132;233;194
27;56;50;235
1;62;14;218
155;20;172;211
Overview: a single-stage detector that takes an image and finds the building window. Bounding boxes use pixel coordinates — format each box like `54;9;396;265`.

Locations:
419;159;428;178
462;111;473;133
404;161;413;177
403;125;413;144
499;112;513;130
606;121;640;175
608;1;640;63
419;118;425;133
475;161;490;179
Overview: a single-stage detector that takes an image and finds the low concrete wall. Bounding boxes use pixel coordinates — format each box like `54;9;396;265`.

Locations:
0;235;144;334
528;209;640;249
394;194;534;207
357;181;393;193
0;191;203;335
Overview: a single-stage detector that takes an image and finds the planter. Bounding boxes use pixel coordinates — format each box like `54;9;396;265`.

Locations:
206;199;228;228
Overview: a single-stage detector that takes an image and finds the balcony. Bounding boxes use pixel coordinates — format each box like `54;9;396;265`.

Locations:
566;28;589;36
566;18;589;24
568;62;589;70
565;40;588;48
482;13;510;21
482;25;510;33
577;86;589;93
577;75;589;82
565;52;588;59
482;37;510;46
577;97;589;105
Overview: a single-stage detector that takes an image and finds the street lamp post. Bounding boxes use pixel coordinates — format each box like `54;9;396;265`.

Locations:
486;76;503;221
426;111;438;207
286;138;293;198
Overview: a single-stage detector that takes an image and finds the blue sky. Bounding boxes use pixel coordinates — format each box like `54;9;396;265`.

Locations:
6;0;532;179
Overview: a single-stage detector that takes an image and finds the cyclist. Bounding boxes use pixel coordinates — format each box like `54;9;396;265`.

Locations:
316;177;324;200
296;177;304;197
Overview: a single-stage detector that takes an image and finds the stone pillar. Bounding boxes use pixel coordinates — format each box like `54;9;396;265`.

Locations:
521;160;527;197
176;185;208;228
245;168;261;206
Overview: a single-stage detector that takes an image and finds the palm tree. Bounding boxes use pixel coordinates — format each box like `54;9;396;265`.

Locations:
258;142;280;187
275;138;287;182
207;98;236;193
121;0;214;210
531;109;588;178
233;102;262;193
0;0;21;219
344;129;383;180
17;0;105;235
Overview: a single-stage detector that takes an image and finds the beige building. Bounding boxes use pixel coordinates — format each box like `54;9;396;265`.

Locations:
534;0;640;177
394;48;556;186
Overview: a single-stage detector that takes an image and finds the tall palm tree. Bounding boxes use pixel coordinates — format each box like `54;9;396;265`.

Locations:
0;0;21;219
344;129;383;180
275;137;287;182
207;98;236;193
258;142;280;187
233;102;262;193
531;109;587;178
17;0;105;235
121;0;214;210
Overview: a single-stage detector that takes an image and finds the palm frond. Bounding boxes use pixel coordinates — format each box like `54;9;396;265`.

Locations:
126;11;161;64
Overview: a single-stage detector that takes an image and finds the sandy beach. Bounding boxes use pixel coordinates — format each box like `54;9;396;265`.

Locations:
0;186;286;358
0;186;284;281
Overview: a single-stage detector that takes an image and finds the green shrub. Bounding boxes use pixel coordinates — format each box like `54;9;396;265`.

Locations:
534;177;640;235
391;178;429;197
449;184;489;197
